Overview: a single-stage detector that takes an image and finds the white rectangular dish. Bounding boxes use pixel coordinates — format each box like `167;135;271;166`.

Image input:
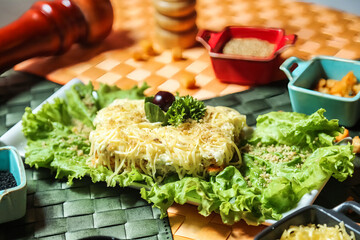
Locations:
0;78;83;157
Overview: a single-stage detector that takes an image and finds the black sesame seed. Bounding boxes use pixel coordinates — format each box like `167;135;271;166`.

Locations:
0;170;17;191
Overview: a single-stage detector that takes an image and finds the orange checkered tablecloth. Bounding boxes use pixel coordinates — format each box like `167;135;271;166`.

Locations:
168;204;267;240
13;0;360;239
15;0;360;99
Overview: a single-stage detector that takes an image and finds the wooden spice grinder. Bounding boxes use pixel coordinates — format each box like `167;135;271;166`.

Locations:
0;0;114;73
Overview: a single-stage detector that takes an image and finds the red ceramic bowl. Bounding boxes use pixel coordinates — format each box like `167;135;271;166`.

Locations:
196;26;297;85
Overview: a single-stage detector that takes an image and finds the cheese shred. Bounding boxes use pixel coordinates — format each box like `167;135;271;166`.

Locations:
87;99;246;181
280;222;356;240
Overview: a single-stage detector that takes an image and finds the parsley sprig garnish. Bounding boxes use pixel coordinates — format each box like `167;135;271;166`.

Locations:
144;94;206;126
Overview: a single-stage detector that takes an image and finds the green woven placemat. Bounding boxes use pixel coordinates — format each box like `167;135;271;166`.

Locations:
0;167;172;240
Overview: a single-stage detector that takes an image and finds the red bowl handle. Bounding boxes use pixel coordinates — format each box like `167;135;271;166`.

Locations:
196;29;223;52
284;34;297;45
276;34;297;54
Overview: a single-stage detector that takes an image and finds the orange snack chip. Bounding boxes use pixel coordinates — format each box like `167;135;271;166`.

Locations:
314;71;359;97
352;136;360;154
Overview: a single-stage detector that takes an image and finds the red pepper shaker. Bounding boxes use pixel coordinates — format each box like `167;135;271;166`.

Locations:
0;0;113;73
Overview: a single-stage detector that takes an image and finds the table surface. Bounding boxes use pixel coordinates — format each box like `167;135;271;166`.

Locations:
1;0;360;239
298;0;360;15
8;0;360;99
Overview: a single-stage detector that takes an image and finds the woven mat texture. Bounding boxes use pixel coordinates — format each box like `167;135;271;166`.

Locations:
14;0;360;99
0;168;173;240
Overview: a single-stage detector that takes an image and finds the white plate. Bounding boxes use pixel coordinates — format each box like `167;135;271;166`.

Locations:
0;78;327;225
0;78;83;157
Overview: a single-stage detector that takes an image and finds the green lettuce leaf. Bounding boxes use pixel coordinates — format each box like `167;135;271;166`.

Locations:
97;82;149;108
22;98;72;140
65;83;98;127
248;109;342;151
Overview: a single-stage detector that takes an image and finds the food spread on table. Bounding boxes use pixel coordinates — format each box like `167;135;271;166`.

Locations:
22;82;354;226
0;0;359;238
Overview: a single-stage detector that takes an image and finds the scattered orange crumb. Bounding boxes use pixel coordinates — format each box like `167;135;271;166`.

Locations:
132;39;160;61
179;71;197;89
132;50;148;61
139;39;158;56
172;47;183;61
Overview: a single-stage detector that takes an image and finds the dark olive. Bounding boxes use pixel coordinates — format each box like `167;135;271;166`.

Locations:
152;91;175;112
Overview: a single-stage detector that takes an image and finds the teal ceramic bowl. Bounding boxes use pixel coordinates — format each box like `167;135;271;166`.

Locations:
0;146;27;223
280;56;360;127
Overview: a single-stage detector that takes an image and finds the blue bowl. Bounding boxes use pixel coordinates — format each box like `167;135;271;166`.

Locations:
280;56;360;127
0;146;27;223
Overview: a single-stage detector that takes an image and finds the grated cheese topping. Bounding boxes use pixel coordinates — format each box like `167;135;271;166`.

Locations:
280;222;356;240
87;99;246;180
